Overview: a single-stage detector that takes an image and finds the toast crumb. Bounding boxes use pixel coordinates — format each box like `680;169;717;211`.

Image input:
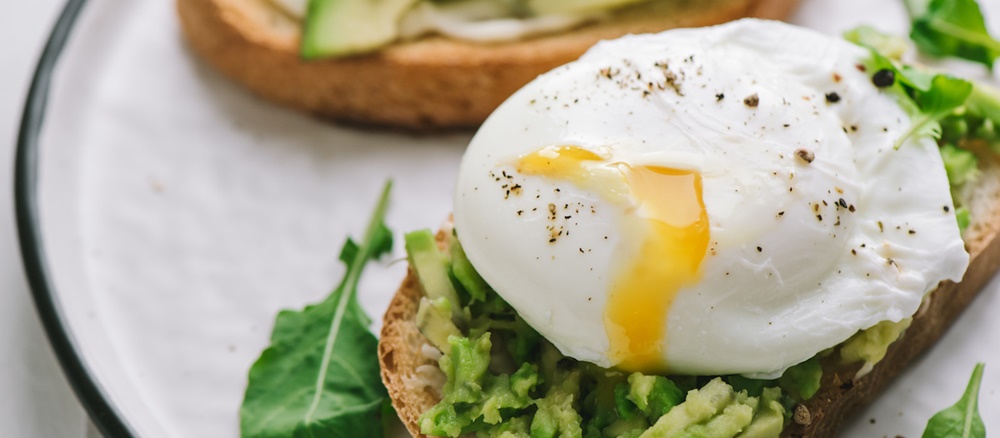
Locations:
794;405;812;425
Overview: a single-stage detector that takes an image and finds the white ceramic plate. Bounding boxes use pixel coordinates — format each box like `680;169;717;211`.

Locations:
17;0;1000;436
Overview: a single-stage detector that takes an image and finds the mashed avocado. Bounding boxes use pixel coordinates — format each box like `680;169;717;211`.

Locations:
405;230;814;438
840;318;912;377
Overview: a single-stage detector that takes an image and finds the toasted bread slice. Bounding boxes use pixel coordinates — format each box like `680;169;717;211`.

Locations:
378;163;1000;437
176;0;800;129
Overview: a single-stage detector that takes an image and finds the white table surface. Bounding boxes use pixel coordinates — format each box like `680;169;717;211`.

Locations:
1;0;96;436
0;1;993;437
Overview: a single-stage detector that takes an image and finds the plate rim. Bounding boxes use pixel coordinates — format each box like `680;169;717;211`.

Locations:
14;0;136;436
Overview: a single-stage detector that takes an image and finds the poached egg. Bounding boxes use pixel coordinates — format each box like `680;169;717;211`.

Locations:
453;19;970;377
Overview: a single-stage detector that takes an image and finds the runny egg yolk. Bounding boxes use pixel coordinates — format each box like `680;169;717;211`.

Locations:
517;146;709;372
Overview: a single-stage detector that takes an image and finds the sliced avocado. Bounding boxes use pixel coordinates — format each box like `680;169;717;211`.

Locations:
417;297;463;351
405;230;463;321
450;237;492;302
301;0;420;59
525;0;648;16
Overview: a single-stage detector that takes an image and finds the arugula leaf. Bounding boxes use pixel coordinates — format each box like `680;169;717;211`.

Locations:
241;182;394;438
966;80;1000;127
896;74;973;149
846;27;976;149
905;0;1000;69
922;363;986;438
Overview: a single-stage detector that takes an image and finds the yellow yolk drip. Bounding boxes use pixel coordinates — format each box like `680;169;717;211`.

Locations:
517;146;709;373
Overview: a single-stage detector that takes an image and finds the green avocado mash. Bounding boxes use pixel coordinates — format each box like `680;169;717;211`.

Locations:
405;230;825;438
840;318;912;376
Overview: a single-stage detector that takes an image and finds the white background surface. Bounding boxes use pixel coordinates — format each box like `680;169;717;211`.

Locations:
1;0;998;437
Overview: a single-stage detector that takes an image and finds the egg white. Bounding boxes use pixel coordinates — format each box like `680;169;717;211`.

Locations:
453;19;969;376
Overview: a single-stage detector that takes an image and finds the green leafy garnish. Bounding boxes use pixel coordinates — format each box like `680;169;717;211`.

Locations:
905;0;1000;69
898;74;974;149
921;363;986;438
778;357;823;400
846;27;975;149
843;25;910;59
240;182;394;438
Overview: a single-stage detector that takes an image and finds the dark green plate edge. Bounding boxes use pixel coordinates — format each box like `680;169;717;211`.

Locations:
14;0;136;436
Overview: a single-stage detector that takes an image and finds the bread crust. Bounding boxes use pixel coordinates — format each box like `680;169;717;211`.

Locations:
176;0;800;129
378;166;1000;437
379;230;452;438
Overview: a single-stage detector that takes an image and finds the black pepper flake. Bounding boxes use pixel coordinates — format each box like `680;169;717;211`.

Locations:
744;93;760;108
838;198;848;208
778;211;785;217
517;210;524;216
878;221;884;232
825;92;841;103
795;148;815;163
817;214;823;221
851;249;857;255
849;205;856;212
909;229;916;234
872;69;895;88
716;93;725;101
549;238;557;243
944;205;951;212
579;248;585;253
757;246;763;252
564;215;572;220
